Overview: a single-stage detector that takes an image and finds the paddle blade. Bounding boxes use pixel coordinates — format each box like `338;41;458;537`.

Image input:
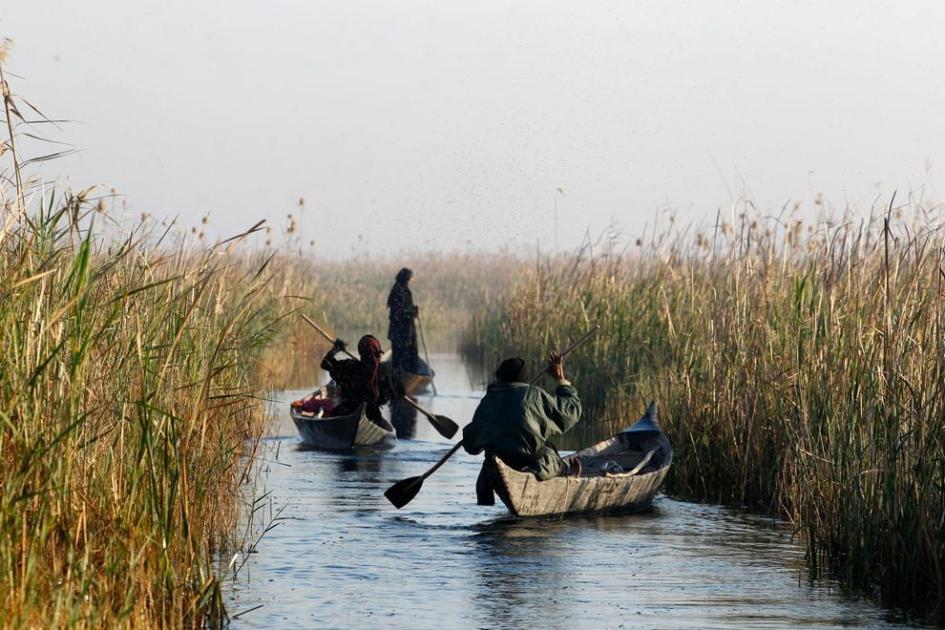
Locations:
429;414;459;439
384;475;425;509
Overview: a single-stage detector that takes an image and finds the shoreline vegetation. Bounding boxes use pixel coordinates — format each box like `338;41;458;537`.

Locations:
0;193;277;623
0;51;514;624
465;202;945;623
0;54;285;625
4;45;943;626
267;254;523;390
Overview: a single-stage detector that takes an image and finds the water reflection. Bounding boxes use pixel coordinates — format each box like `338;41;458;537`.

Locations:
336;451;386;479
224;353;923;629
470;518;568;628
390;398;419;439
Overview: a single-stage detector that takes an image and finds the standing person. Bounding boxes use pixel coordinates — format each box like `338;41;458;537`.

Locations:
386;267;420;373
463;353;582;504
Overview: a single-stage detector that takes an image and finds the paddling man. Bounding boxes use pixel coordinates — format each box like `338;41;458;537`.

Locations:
319;335;401;421
463;354;582;504
386;267;421;373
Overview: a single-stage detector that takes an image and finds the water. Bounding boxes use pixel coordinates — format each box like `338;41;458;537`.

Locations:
224;353;918;629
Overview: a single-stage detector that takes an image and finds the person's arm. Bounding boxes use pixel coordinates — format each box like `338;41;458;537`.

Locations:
320;338;347;371
539;351;582;434
539;384;582;435
462;404;486;455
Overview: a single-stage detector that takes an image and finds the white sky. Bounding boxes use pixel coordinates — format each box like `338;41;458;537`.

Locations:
3;1;944;255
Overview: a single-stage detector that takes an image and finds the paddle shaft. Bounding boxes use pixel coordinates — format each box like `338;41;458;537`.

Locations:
402;395;436;419
420;441;465;480
300;313;358;360
528;324;601;385
416;313;438;396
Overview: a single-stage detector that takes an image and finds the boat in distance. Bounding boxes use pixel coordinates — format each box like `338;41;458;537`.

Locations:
395;358;435;396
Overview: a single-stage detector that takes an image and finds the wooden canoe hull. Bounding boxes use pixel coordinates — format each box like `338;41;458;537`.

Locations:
400;372;433;396
487;402;673;517
393;357;434;396
489;455;670;517
290;404;395;450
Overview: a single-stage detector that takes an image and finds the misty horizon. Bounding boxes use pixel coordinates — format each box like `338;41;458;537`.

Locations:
3;0;944;257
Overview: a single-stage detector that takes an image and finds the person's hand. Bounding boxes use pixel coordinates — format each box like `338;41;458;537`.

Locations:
547;351;565;381
332;338;347;352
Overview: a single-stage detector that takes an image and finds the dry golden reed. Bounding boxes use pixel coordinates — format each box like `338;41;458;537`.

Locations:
467;202;945;622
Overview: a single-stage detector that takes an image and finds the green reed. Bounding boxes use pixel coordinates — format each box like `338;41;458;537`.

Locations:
466;205;945;622
0;57;290;625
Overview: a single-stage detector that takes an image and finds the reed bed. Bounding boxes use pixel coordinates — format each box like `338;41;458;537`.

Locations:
303;254;522;337
248;253;521;391
466;203;945;621
0;57;289;625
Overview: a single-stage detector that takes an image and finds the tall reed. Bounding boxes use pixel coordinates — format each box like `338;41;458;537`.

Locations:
303;254;523;337
466;203;945;621
0;53;283;625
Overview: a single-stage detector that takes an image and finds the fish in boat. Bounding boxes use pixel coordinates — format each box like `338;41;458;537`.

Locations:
484;402;673;517
290;391;395;450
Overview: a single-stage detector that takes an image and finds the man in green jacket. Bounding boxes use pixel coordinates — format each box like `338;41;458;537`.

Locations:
463;353;582;501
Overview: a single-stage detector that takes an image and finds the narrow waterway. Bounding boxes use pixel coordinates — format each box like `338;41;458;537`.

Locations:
224;352;918;629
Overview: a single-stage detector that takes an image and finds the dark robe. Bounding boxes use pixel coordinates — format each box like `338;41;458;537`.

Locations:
386;281;419;372
463;381;582;481
321;353;400;420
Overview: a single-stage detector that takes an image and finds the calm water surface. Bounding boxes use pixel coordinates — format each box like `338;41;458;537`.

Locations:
224;353;918;629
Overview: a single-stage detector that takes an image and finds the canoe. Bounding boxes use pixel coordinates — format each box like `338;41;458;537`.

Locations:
290;397;395;450
395;358;435;397
400;371;433;397
486;402;673;517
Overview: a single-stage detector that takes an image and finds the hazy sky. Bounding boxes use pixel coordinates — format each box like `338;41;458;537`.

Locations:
3;1;944;255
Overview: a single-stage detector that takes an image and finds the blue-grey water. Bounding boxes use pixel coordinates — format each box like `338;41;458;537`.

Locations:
223;353;918;629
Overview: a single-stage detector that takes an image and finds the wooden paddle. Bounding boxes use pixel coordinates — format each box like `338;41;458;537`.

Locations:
401;395;458;439
299;314;459;439
384;324;601;509
415;312;438;396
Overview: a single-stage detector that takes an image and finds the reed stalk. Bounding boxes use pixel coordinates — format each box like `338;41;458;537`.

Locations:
466;204;945;622
0;52;289;626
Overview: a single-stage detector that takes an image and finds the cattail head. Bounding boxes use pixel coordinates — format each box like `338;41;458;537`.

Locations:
0;38;12;65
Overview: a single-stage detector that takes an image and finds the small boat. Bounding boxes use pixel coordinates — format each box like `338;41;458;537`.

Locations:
290;393;395;450
485;402;673;517
394;358;435;397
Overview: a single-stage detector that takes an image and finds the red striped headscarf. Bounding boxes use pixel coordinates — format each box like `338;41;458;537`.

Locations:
357;335;383;399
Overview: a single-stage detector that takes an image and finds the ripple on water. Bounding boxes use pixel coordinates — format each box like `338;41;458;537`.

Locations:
224;355;923;629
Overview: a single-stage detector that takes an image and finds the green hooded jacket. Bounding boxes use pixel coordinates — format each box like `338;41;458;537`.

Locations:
462;381;582;480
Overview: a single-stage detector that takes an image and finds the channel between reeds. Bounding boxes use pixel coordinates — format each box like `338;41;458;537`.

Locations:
466;204;945;622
